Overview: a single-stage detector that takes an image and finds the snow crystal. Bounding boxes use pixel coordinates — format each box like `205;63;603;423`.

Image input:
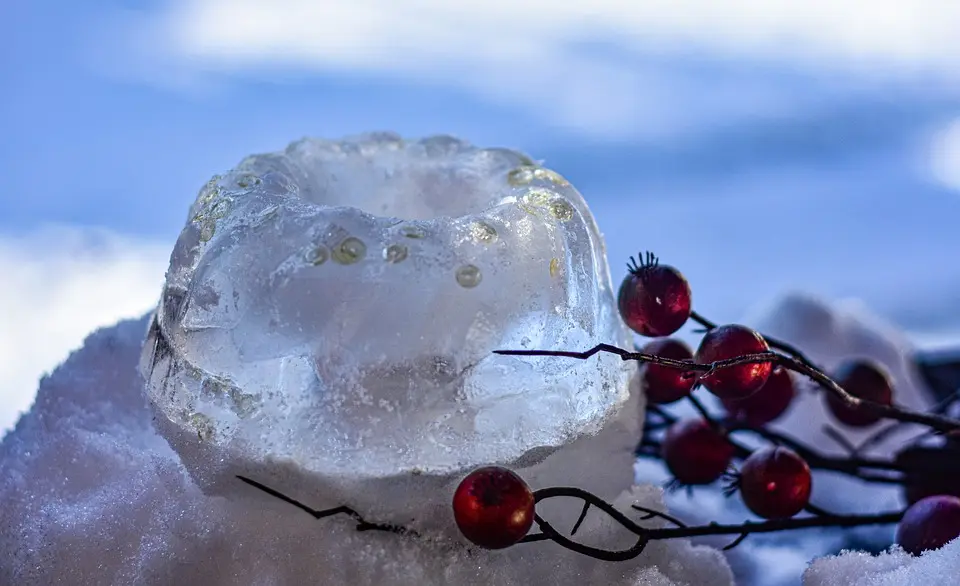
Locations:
0;317;732;585
803;539;960;586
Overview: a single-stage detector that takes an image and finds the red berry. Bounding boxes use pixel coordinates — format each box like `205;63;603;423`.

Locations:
695;325;772;400
452;466;535;549
722;366;796;426
738;447;811;519
640;338;697;404
824;360;893;427
896;495;960;555
617;253;692;337
661;419;734;485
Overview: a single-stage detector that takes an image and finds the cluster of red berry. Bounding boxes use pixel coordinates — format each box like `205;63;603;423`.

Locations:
452;254;960;559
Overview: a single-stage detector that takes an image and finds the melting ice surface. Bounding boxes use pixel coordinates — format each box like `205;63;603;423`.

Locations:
142;133;639;525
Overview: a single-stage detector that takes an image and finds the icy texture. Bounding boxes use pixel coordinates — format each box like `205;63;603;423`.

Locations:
635;292;941;586
141;133;636;520
0;317;731;586
803;539;960;586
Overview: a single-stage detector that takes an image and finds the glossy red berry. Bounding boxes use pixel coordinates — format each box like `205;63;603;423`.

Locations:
452;466;535;549
695;325;772;400
722;366;796;426
824;360;894;427
738;447;811;519
640;338;697;404
896;495;960;555
661;419;734;485
617;253;692;337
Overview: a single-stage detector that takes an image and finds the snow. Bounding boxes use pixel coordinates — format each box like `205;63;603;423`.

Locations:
803;539;960;586
0;135;737;585
0;316;732;585
2;229;957;586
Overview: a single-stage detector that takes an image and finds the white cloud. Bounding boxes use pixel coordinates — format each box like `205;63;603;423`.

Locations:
157;0;960;71
0;226;169;435
111;0;960;136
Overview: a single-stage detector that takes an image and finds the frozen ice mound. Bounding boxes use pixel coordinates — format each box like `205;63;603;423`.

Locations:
141;133;639;527
0;318;732;586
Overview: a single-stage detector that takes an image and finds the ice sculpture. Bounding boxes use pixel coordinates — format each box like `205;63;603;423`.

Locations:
141;133;640;525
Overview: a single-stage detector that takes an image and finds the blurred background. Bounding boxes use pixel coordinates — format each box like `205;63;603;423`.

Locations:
3;1;960;445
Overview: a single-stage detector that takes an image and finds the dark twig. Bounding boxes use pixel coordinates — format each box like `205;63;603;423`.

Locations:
689;311;818;369
643;407;906;483
635;441;904;485
686;393;717;427
238;476;906;563
823;425;860;455
526;486;904;559
236;476;418;536
494;345;960;434
630;504;688;528
721;532;750;550
571;501;591;536
931;388;960;415
855;422;911;454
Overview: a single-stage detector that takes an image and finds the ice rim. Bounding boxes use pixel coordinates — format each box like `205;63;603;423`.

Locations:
140;133;639;517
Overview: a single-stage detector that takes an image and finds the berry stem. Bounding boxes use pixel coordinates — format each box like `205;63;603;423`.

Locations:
642;405;906;483
522;485;904;560
493;345;960;434
689;311;818;369
236;475;418;536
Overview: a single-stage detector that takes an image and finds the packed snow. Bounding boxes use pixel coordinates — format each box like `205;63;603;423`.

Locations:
0;316;731;586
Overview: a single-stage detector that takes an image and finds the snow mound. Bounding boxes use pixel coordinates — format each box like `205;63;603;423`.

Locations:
803;538;960;586
0;316;732;585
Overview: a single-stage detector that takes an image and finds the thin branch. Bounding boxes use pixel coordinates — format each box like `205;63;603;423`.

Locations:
571;501;591;536
495;345;960;434
823;425;860;455
643;408;906;484
238;476;906;563
689;311;818;369
527;486;904;559
236;476;418;536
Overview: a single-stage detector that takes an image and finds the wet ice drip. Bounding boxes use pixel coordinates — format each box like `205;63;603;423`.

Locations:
141;133;638;526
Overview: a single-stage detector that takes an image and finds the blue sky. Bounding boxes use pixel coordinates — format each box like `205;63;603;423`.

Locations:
4;0;960;433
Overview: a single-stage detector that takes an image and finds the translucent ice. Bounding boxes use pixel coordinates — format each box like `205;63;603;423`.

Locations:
142;133;638;524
